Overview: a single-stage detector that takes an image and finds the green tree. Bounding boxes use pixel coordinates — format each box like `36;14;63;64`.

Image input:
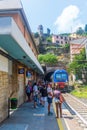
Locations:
64;43;70;52
38;53;58;65
34;32;39;38
46;36;52;42
68;48;87;81
76;27;84;35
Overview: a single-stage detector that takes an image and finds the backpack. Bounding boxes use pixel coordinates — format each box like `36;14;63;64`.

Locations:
26;85;30;93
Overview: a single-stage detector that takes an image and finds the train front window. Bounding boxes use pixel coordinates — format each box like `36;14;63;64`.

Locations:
62;74;67;79
55;73;61;80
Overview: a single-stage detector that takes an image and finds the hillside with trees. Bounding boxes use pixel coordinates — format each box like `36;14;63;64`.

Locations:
33;24;87;72
33;30;70;67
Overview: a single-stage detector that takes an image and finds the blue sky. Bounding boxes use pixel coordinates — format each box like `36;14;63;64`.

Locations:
21;0;87;34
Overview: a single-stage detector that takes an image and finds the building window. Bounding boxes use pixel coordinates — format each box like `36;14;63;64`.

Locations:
56;40;59;43
61;36;63;39
65;37;67;40
61;41;63;44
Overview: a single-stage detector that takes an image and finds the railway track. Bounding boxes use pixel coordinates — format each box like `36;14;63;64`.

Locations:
63;93;87;129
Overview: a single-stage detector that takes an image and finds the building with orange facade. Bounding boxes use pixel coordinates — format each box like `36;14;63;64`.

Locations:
70;38;87;62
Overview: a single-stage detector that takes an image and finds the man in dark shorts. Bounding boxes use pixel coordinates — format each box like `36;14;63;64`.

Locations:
40;84;47;107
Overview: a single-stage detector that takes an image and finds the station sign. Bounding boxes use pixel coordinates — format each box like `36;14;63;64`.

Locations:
18;68;24;74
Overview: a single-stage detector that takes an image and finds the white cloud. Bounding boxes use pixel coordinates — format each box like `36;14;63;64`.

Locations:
54;5;84;33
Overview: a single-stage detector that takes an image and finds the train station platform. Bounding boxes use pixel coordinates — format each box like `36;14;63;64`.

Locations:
0;100;83;130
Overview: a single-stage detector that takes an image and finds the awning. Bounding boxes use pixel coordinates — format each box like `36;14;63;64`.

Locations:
0;17;44;74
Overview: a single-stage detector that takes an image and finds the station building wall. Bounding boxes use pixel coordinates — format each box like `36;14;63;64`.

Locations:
0;53;26;122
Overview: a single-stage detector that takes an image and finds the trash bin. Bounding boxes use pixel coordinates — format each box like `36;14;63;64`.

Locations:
10;98;18;109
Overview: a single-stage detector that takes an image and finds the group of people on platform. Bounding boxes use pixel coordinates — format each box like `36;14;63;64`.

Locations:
25;80;65;118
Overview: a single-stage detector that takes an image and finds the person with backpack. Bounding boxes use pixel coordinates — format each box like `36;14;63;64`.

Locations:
53;86;65;118
26;81;32;102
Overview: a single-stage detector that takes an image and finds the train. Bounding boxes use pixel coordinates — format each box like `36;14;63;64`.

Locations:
52;69;69;92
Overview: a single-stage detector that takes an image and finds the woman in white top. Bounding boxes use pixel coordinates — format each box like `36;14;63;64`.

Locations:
47;83;53;115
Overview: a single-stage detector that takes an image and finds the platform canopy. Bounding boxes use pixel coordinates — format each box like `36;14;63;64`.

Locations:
0;17;44;74
0;0;44;74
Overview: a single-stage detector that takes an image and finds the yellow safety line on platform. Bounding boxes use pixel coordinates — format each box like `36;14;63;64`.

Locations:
53;101;64;130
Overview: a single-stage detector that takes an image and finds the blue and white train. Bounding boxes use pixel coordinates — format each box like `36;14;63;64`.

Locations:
52;69;69;92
